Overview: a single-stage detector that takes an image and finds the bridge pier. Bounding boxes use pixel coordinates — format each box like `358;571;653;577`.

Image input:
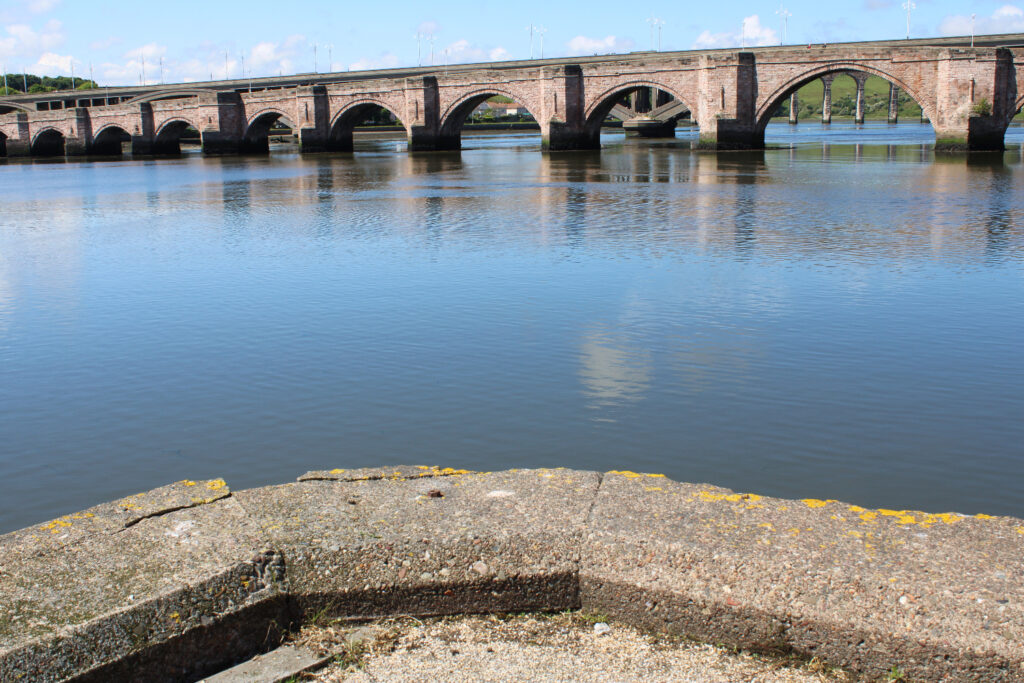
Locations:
888;83;900;123
852;73;869;124
789;92;799;124
295;86;330;153
543;122;600;151
196;92;245;155
622;118;677;138
3;113;31;156
5;139;29;156
820;75;834;124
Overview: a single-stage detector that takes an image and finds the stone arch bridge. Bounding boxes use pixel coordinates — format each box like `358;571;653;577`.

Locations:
1;34;1022;157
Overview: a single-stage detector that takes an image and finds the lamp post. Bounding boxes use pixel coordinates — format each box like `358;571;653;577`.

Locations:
776;4;791;45
902;1;915;40
526;24;536;59
537;26;548;59
313;42;318;73
646;15;660;51
971;13;976;48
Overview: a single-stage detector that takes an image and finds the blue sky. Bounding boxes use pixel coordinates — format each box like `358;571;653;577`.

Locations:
1;0;1022;86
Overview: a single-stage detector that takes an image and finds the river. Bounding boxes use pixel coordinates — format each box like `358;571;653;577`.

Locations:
1;121;1022;532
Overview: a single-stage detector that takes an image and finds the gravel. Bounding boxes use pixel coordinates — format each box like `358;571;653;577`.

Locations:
300;613;850;683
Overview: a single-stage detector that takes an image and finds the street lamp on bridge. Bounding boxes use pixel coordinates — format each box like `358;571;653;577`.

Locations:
646;15;664;51
537;26;548;59
902;1;915;40
776;4;792;45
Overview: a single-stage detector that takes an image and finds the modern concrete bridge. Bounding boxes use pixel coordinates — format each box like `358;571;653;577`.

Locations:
1;33;1022;157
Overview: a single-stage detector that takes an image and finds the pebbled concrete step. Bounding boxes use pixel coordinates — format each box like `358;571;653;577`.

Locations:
199;645;331;683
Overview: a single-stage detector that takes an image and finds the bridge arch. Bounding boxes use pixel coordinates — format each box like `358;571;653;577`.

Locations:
31;127;66;156
153;118;201;155
438;88;541;150
242;108;296;154
0;100;34;114
755;63;936;132
584;80;697;141
328;99;405;152
91;124;131;155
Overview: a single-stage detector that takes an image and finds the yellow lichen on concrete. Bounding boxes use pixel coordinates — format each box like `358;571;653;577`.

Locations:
693;491;763;504
609;471;668;480
801;499;836;509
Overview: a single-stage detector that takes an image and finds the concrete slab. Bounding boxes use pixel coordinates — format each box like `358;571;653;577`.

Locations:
0;478;232;555
200;644;330;683
0;485;289;683
235;468;600;620
580;471;1024;682
298;465;473;483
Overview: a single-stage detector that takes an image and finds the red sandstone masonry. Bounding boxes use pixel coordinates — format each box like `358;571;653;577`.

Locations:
1;37;1022;155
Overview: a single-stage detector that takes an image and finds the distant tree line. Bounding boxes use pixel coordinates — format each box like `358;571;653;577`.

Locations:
1;74;99;96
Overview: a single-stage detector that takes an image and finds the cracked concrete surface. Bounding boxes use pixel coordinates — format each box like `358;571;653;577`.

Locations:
2;467;1022;682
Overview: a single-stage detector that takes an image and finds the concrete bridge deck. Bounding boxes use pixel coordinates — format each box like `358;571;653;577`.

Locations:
2;466;1022;682
1;33;1023;157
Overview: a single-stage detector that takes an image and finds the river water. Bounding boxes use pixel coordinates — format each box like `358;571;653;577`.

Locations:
1;122;1023;532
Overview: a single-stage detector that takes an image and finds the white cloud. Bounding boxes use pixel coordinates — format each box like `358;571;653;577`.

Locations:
125;43;167;61
348;53;400;72
175;57;234;83
567;35;633;55
417;21;440;36
425;39;511;65
96;36;309;86
100;44;170;85
248;35;304;75
25;0;60;14
28;50;71;75
694;15;778;49
0;19;65;63
939;5;1024;35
